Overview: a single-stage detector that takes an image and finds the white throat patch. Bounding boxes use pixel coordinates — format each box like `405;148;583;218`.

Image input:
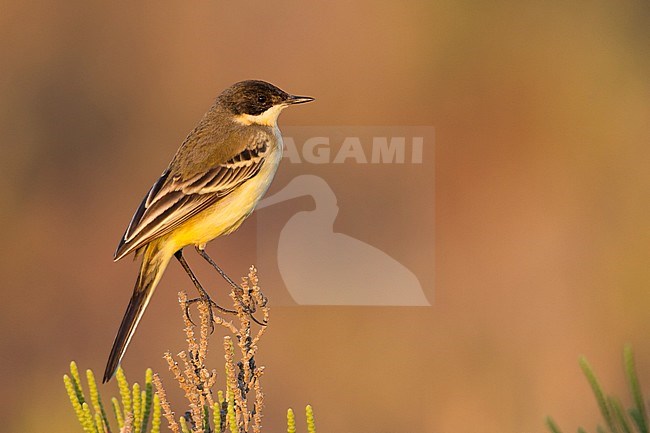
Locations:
234;104;287;127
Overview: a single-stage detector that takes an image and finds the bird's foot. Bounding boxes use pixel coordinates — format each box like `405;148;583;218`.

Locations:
247;309;268;327
194;246;267;326
184;295;236;334
230;288;268;327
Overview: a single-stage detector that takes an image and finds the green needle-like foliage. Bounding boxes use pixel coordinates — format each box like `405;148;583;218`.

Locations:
213;402;222;433
626;347;649;433
141;369;155;433
64;373;93;433
287;409;296;433
546;416;563;433
150;393;162;433
306;405;316;433
111;397;124;430
580;357;616;431
179;416;191;433
547;346;650;433
133;382;142;433
87;369;110;430
117;367;132;417
65;269;316;433
284;406;317;433
64;362;161;433
69;362;86;406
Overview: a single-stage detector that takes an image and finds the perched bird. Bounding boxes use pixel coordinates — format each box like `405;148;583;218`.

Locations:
103;80;313;383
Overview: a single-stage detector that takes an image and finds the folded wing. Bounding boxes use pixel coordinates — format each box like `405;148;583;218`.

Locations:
114;134;269;260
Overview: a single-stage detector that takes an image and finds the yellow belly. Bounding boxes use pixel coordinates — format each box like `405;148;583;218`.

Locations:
162;143;282;253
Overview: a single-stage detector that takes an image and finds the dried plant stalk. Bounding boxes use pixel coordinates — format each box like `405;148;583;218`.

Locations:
152;373;180;433
122;411;133;433
155;266;269;433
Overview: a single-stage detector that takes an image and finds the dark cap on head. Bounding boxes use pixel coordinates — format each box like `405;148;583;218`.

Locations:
217;80;314;116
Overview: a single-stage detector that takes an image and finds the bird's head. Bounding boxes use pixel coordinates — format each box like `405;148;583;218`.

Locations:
218;80;314;127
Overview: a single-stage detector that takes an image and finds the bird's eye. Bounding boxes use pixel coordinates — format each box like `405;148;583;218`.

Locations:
257;95;267;104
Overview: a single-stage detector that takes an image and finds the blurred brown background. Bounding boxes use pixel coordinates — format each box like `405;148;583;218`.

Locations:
1;1;649;432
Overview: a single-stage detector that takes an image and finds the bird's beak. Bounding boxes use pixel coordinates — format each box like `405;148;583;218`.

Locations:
286;94;315;105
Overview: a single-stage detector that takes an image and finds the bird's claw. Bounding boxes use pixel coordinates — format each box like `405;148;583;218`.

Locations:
240;300;268;327
248;311;268;327
184;296;236;334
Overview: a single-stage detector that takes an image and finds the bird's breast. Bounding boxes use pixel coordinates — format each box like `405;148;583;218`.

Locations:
168;138;283;250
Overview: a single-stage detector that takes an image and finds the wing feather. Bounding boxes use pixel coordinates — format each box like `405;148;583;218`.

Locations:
114;132;271;260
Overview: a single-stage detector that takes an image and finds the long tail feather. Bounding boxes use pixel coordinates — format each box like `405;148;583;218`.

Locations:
103;245;169;383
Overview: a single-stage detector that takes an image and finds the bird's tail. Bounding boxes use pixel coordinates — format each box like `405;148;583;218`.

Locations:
103;243;171;383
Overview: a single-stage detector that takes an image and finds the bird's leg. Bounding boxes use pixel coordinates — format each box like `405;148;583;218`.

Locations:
174;250;235;330
195;246;268;326
195;246;241;291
